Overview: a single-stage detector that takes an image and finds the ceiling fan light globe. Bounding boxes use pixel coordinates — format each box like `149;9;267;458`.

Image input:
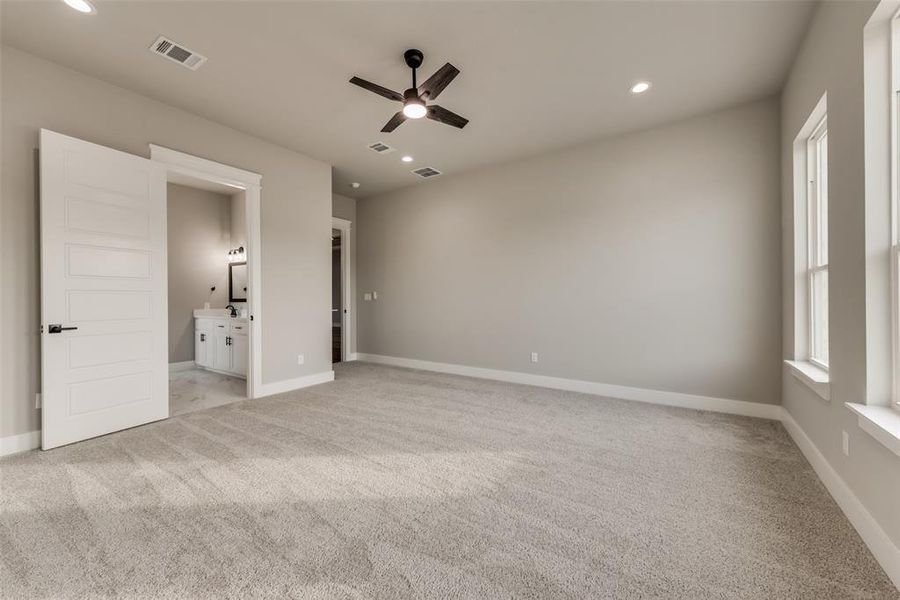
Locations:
403;102;427;119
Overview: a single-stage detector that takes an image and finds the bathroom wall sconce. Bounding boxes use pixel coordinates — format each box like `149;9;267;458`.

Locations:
227;246;245;263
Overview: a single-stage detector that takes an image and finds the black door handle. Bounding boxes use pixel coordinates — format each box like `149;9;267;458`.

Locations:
48;324;77;334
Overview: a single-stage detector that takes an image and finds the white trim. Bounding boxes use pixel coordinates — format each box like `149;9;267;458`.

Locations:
168;360;196;373
150;144;263;400
256;371;335;398
845;402;900;457
791;94;828;365
347;352;359;362
1;430;41;457
890;14;900;411
149;144;261;188
862;6;899;408
781;410;900;590
332;217;352;362
356;354;782;420
784;360;831;401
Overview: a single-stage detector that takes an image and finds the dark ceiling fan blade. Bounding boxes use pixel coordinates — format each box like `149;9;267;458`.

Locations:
349;76;404;102
426;105;468;129
381;111;407;133
417;63;459;100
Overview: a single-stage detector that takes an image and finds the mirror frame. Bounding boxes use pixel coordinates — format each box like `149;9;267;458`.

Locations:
228;261;248;303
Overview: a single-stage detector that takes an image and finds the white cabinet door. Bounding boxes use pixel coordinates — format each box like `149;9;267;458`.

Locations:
195;330;209;368
231;335;248;377
213;331;231;372
40;129;168;450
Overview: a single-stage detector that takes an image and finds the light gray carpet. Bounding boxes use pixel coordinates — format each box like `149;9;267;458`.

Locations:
1;362;896;599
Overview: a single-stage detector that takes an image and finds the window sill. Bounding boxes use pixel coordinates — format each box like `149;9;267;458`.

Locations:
844;403;900;458
784;360;830;402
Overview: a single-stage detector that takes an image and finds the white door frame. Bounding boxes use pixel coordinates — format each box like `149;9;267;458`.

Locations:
332;217;352;361
149;144;263;399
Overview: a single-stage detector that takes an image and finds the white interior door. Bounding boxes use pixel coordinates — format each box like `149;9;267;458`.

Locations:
40;129;168;450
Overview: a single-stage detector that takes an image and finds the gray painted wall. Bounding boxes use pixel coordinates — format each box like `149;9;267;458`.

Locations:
0;46;332;439
357;98;782;406
167;183;232;363
333;193;357;357
780;1;900;548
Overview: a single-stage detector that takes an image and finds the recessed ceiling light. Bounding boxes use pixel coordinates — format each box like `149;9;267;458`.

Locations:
350;182;361;189
630;81;652;95
401;156;414;163
62;0;96;14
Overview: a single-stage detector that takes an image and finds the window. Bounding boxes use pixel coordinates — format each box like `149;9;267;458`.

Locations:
787;94;828;396
892;15;900;410
893;202;899;409
894;21;900;409
807;117;829;370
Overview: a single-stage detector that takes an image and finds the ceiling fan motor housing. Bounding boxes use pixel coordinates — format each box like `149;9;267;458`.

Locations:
404;48;424;70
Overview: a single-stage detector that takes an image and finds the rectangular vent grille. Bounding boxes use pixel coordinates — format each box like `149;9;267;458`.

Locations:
367;141;395;154
149;36;207;71
411;167;442;179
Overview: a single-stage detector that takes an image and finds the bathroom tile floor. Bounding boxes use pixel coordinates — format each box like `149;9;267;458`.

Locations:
169;368;246;416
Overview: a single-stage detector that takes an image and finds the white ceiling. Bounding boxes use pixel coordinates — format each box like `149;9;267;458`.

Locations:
1;0;815;199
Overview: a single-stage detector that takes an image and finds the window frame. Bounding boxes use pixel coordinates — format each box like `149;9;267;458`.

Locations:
891;15;900;410
807;116;829;371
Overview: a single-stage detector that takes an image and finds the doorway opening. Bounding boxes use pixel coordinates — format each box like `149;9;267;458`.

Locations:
150;144;263;406
332;228;342;363
332;217;352;363
166;182;249;415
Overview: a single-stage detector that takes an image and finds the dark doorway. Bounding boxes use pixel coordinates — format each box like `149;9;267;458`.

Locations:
332;229;342;363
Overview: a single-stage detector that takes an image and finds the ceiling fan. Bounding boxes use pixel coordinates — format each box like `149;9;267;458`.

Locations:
350;49;469;133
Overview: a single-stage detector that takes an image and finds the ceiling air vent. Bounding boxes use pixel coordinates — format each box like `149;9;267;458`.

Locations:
367;141;396;154
149;35;208;71
411;167;442;179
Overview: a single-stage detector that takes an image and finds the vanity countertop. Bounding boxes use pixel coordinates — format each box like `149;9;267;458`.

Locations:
193;308;247;322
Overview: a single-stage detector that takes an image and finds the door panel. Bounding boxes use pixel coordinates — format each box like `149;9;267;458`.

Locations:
195;331;208;368
66;197;151;239
231;335;248;377
68;331;152;369
41;129;168;450
67;244;151;279
67;290;151;322
213;332;231;372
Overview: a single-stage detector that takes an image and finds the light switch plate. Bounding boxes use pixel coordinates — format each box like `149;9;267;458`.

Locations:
364;293;372;301
372;291;378;300
531;352;539;363
297;354;305;365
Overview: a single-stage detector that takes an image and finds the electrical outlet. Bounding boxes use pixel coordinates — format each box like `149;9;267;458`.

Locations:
364;293;372;301
297;354;305;366
842;431;850;456
35;393;42;409
531;352;539;363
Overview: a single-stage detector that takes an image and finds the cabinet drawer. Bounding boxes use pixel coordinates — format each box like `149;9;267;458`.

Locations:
229;322;248;334
195;318;221;332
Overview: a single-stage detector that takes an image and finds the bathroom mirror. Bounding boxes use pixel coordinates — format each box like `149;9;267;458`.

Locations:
229;262;248;303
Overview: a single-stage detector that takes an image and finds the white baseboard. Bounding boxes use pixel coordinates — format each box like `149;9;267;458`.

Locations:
1;430;41;456
256;370;335;398
781;410;900;590
169;360;196;372
356;353;782;420
346;352;360;362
